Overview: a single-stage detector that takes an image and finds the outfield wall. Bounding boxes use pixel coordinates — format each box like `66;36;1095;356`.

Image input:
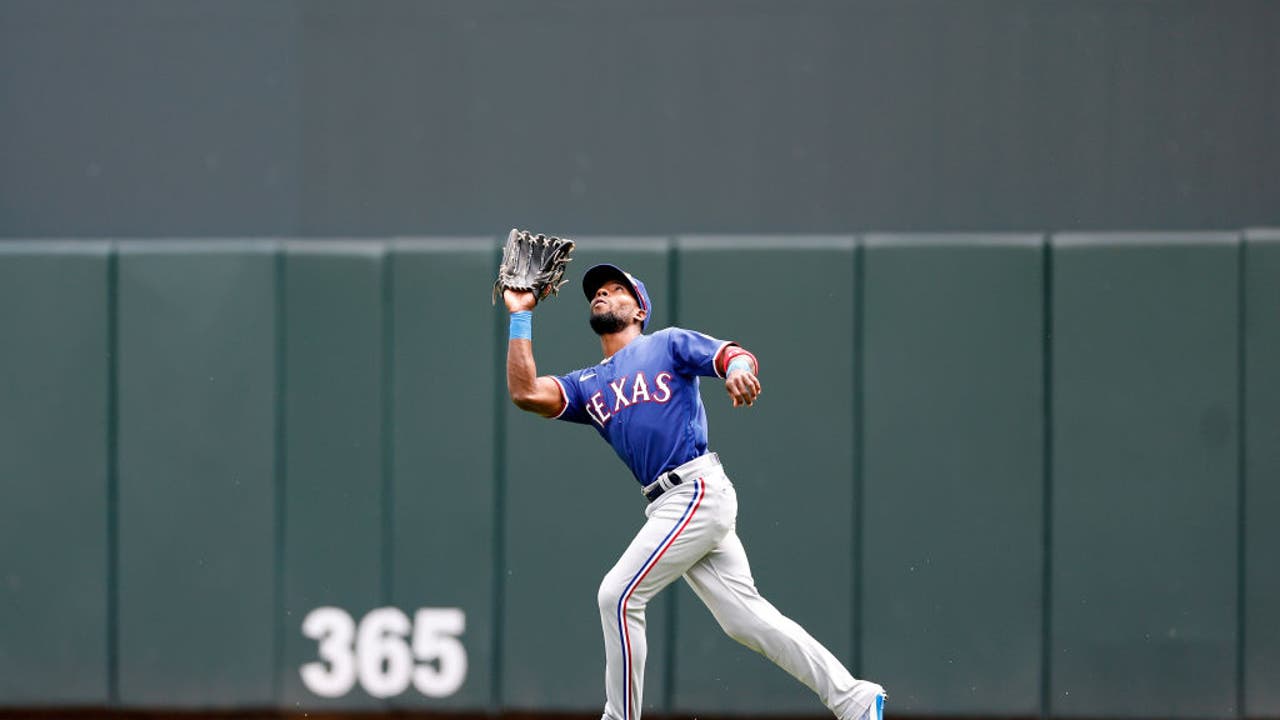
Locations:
0;232;1276;718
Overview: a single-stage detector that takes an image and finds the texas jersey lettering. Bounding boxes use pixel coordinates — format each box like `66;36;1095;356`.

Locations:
551;328;733;487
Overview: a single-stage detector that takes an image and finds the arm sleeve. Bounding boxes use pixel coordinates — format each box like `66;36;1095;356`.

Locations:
667;328;737;378
549;369;593;425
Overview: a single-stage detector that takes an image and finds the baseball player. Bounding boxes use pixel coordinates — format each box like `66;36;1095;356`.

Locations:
503;264;886;720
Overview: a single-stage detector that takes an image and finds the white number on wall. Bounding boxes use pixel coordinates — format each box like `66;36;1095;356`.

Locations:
300;606;467;699
300;606;358;697
356;607;414;697
412;607;467;697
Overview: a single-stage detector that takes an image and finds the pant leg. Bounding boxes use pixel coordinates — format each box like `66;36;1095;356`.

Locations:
596;477;733;720
683;528;885;720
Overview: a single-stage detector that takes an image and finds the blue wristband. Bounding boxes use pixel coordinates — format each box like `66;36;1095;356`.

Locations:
509;311;532;340
726;356;754;375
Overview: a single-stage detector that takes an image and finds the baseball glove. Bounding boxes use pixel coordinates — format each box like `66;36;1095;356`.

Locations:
492;228;576;305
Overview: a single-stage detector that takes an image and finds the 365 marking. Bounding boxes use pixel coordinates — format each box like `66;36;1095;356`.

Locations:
300;606;467;699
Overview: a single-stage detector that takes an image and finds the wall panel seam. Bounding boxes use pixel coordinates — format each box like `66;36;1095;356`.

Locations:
1039;233;1053;720
271;242;287;705
106;243;120;706
851;235;865;677
490;237;508;712
380;244;396;711
1236;233;1247;719
662;236;679;713
381;245;396;610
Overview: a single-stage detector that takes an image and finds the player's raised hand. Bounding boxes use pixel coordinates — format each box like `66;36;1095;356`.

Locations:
725;369;762;408
504;288;538;313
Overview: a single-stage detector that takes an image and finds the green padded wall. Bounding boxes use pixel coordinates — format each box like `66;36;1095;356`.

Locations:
673;236;856;715
389;239;497;712
1244;228;1280;717
860;234;1044;715
1050;233;1240;718
280;243;386;709
116;241;277;706
501;238;673;712
0;241;110;704
4;233;1278;717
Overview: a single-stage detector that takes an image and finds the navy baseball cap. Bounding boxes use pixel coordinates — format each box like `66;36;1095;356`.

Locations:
582;264;653;331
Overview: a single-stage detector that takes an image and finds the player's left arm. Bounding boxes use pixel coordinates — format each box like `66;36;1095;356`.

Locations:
716;344;762;408
668;329;763;408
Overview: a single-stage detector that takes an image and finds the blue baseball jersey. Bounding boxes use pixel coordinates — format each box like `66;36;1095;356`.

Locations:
551;327;735;487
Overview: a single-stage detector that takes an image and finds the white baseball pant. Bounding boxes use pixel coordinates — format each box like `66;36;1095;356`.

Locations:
596;461;884;720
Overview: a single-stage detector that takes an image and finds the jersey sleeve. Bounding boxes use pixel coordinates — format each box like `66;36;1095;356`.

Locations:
666;328;737;378
549;368;593;425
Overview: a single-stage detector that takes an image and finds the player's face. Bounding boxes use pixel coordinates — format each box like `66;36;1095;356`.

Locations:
589;281;642;335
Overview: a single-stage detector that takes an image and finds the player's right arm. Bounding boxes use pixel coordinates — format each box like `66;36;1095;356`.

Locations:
504;289;566;417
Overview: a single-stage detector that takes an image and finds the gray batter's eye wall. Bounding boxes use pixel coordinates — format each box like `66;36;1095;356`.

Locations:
2;2;1279;240
0;232;1277;719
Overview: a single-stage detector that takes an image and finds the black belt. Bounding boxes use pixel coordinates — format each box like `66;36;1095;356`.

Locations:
642;452;721;503
644;476;683;503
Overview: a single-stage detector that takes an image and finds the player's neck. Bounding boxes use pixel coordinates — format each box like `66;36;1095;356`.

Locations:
599;325;643;359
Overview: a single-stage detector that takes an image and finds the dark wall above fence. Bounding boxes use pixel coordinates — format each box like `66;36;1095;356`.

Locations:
2;0;1278;238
